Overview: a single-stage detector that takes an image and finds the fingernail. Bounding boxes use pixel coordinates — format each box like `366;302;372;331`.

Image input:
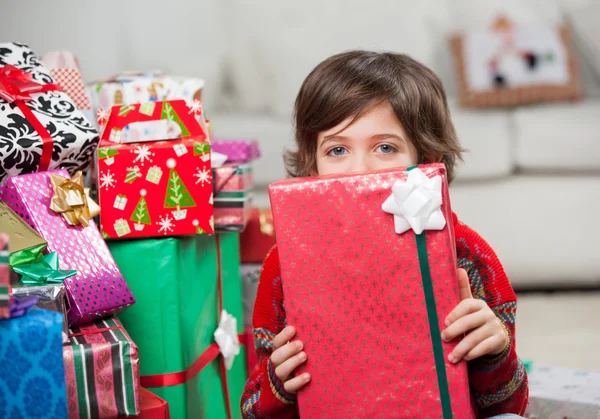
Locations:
445;318;451;326
286;326;295;334
448;353;456;363
298;352;306;361
303;373;311;381
296;341;303;350
441;332;448;342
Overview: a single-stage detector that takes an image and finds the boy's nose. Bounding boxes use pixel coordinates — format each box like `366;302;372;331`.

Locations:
348;155;372;173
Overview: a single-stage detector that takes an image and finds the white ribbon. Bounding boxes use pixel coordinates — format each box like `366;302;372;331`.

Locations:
381;168;446;235
213;310;240;370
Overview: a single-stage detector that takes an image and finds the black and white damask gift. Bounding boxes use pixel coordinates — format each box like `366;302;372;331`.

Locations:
0;42;99;183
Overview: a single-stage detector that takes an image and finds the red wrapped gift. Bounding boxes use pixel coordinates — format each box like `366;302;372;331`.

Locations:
239;208;276;263
269;164;475;418
97;100;214;239
135;388;170;419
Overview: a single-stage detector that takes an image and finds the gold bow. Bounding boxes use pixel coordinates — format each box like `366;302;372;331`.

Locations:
49;172;100;227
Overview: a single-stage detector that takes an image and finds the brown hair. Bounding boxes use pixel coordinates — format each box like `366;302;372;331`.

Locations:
286;50;464;182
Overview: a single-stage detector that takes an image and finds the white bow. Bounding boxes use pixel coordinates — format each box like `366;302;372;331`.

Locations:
381;168;446;235
213;310;241;370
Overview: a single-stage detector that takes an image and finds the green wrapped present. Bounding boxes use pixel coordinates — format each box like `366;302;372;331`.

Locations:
109;233;246;419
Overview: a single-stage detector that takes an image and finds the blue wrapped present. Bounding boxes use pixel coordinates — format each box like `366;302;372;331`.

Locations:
0;308;68;418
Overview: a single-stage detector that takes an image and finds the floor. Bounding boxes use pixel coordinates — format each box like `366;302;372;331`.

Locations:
516;291;600;372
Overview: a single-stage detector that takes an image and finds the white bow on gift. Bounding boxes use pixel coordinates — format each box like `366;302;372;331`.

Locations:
381;168;446;235
214;310;241;370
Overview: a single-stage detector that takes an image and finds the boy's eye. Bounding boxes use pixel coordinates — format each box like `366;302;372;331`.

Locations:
376;144;396;154
328;146;348;156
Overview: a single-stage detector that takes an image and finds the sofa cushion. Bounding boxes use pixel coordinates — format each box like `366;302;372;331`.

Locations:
450;101;514;181
450;175;600;288
209;114;293;187
514;99;600;171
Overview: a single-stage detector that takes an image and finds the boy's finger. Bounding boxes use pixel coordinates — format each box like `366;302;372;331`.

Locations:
463;335;503;361
448;324;491;364
272;326;296;350
271;340;303;367
445;298;483;327
457;268;473;301
283;373;311;394
442;311;486;342
275;351;307;381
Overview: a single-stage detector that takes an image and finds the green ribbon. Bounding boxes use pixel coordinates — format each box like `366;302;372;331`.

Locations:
407;165;452;419
12;251;77;286
8;243;47;268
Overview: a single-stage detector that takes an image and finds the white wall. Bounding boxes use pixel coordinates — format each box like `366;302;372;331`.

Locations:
0;0;595;114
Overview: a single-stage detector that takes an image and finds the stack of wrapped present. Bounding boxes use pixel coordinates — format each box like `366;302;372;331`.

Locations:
1;42;251;418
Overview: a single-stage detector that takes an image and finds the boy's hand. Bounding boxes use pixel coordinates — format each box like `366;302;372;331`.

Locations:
270;326;310;393
442;269;509;363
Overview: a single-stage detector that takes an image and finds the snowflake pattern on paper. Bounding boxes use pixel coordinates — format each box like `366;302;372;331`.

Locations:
194;167;211;185
157;214;174;235
187;99;203;115
100;170;116;190
131;145;155;166
97;108;109;125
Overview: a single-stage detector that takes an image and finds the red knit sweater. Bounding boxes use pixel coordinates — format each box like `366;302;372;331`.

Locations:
241;213;528;418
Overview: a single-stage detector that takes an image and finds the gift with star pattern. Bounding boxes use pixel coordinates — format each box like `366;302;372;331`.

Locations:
268;163;475;418
97;100;214;239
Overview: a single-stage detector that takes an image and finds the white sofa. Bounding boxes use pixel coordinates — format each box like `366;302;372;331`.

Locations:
3;0;600;289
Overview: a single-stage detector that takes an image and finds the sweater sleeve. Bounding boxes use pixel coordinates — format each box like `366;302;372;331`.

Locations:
240;246;300;419
454;218;529;418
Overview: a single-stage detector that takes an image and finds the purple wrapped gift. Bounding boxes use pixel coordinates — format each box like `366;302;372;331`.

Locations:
211;139;261;163
0;170;135;325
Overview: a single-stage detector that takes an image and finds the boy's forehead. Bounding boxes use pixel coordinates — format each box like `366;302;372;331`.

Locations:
319;102;406;140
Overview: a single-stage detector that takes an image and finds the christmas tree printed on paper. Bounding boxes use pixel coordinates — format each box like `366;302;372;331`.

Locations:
98;147;119;166
130;190;151;231
164;159;196;220
192;219;207;235
161;102;190;137
194;142;211;162
125;166;142;184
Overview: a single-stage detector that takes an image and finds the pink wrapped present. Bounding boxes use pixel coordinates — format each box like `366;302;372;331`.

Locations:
41;51;92;112
211;139;260;163
0;170;135;325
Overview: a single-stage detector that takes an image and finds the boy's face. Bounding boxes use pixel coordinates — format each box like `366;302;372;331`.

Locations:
315;102;418;176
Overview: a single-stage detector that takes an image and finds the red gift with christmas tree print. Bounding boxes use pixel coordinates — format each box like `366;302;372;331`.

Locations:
269;164;475;418
97;100;214;239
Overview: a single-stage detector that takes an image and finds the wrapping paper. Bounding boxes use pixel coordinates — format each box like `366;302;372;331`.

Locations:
108;234;246;419
0;308;68;418
525;365;600;418
41;50;92;112
269;164;474;418
214;163;253;232
12;284;68;333
97;100;214;239
210;139;261;163
239;208;276;263
0;42;99;183
0;170;135;326
135;388;170;419
64;317;140;418
87;74;204;120
240;263;261;328
0;233;9;318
